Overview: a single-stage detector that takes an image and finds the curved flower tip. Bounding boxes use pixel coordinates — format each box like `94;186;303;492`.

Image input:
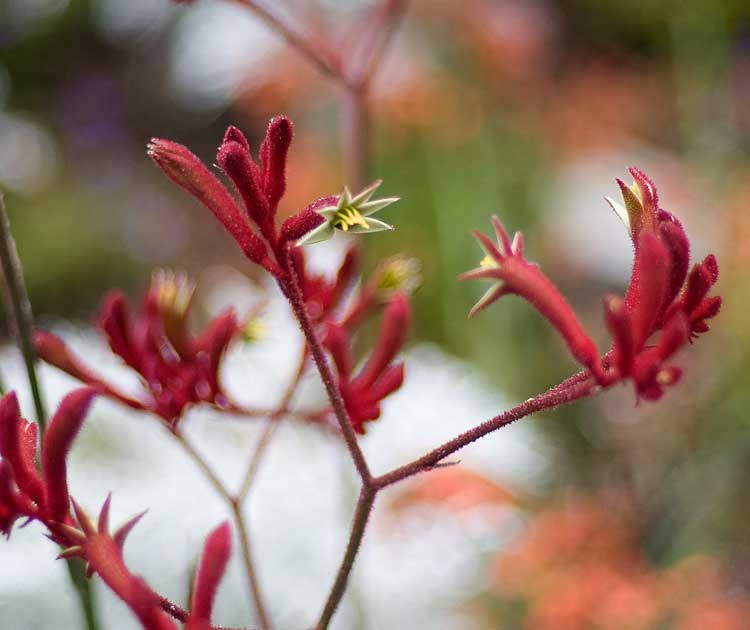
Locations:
603;166;663;240
42;388;97;521
463;216;602;376
259;115;293;209
189;521;232;627
298;180;399;245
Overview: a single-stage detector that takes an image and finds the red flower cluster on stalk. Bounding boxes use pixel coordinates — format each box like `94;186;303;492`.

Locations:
148;117;411;434
463;167;721;400
34;271;242;425
324;292;411;433
0;389;233;629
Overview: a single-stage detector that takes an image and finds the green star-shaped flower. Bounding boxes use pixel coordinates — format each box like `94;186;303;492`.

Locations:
298;180;399;245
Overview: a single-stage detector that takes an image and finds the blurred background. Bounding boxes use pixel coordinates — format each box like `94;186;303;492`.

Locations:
1;0;749;628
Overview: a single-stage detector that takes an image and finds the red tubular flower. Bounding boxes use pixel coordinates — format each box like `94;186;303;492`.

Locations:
461;216;604;381
216;138;270;235
324;292;410;433
465;167;721;401
187;522;232;630
0;389;96;535
259;115;293;211
56;496;175;630
35;272;243;426
1;393;173;628
42;388;97;521
147;138;271;270
151;116;328;271
0;392;45;507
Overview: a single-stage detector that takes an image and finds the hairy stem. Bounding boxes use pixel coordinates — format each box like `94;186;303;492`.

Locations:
316;486;376;630
279;266;372;483
158;594;249;630
174;431;271;629
374;373;597;489
314;370;599;628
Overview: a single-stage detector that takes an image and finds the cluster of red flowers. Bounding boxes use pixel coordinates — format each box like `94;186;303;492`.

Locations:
464;167;721;401
0;389;233;629
1;106;723;630
34;271;242;425
147;117;411;434
32;117;411;434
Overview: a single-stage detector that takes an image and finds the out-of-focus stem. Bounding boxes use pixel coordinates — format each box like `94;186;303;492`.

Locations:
342;87;369;191
0;193;100;630
229;0;343;81
174;431;271;629
236;351;308;502
0;193;47;430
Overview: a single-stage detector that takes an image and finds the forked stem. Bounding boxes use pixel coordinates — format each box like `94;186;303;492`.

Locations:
173;431;271;629
313;370;599;629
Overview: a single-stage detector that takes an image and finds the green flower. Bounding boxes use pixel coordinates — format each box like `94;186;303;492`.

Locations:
298;180;398;245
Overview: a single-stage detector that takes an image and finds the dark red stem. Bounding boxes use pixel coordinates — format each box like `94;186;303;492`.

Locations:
279;260;372;483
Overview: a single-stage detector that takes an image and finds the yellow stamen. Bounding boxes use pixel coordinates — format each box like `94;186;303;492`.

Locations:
479;255;498;269
333;206;370;231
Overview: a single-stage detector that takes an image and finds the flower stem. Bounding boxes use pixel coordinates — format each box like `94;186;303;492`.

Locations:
279;265;372;484
0;193;100;630
315;485;376;630
229;0;343;81
173;431;271;629
0;193;47;430
373;372;597;489
313;370;599;628
236;350;308;502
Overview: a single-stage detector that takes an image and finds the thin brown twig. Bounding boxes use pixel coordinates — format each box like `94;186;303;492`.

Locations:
374;373;597;489
315;485;376;630
158;595;250;630
236;350;308;502
173;431;271;629
349;0;410;88
228;0;344;82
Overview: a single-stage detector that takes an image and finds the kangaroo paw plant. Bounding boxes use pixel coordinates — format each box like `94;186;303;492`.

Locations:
0;109;720;629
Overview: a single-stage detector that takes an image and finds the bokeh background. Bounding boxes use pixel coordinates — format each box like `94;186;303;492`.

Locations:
1;0;749;628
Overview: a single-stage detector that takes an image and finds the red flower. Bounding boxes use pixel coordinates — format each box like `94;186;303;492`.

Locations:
324;292;411;433
186;522;232;630
35;271;242;425
289;244;360;322
149;117;327;274
464;168;721;401
0;388;96;535
57;496;174;630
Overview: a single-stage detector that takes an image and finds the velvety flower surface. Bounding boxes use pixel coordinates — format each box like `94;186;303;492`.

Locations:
463;168;721;400
324;292;411;433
